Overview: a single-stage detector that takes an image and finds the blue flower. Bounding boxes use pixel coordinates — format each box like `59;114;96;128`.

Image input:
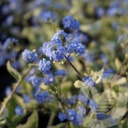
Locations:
52;46;66;62
58;112;67;121
95;7;105;18
66;39;78;53
62;15;80;31
22;49;38;63
68;32;89;44
96;113;108;120
0;51;6;66
66;37;85;56
34;91;48;103
15;106;23;115
67;109;76;121
77;106;86;116
100;54;108;65
42;40;66;62
67;109;82;126
78;95;88;104
55;70;66;77
83;52;94;63
89;99;98;112
29;76;42;88
39;11;57;23
102;68;113;79
68;95;77;105
39;59;51;74
23;94;31;103
3;37;18;50
43;74;55;85
51;30;68;42
82;76;96;87
58;109;83;126
76;43;86;56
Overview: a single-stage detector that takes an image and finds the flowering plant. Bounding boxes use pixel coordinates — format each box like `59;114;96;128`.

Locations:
0;0;128;128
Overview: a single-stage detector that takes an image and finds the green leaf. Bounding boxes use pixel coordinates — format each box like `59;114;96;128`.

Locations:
0;108;8;121
6;95;24;127
0;108;8;126
48;123;66;128
16;111;38;128
122;120;128;128
7;61;21;81
112;85;119;95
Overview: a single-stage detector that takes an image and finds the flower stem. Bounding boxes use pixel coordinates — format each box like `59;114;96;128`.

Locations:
0;67;31;116
64;54;83;80
0;53;44;116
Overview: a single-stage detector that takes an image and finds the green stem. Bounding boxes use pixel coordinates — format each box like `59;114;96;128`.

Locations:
0;53;44;116
49;85;66;112
0;67;31;116
47;114;56;127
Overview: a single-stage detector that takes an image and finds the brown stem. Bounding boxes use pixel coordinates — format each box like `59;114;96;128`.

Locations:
64;54;83;80
65;120;70;128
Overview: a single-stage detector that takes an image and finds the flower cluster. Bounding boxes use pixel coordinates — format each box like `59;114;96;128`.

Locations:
37;11;57;23
0;38;19;67
42;30;86;62
17;16;88;127
57;94;99;126
68;94;98;112
22;49;38;63
14;12;117;128
58;109;82;126
82;76;96;87
62;15;80;31
34;91;48;103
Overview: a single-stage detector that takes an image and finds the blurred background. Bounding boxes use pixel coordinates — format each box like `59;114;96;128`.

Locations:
0;0;128;127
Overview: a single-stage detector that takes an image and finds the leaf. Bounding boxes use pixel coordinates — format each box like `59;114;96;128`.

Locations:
0;108;8;126
6;95;24;127
16;111;38;128
0;108;8;120
74;80;84;88
115;58;121;70
48;123;66;128
7;61;21;81
112;85;119;95
122;119;128;127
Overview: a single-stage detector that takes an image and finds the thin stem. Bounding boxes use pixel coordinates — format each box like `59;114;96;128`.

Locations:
47;114;56;127
65;120;70;128
0;67;31;116
64;54;83;80
49;85;66;112
0;53;44;116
